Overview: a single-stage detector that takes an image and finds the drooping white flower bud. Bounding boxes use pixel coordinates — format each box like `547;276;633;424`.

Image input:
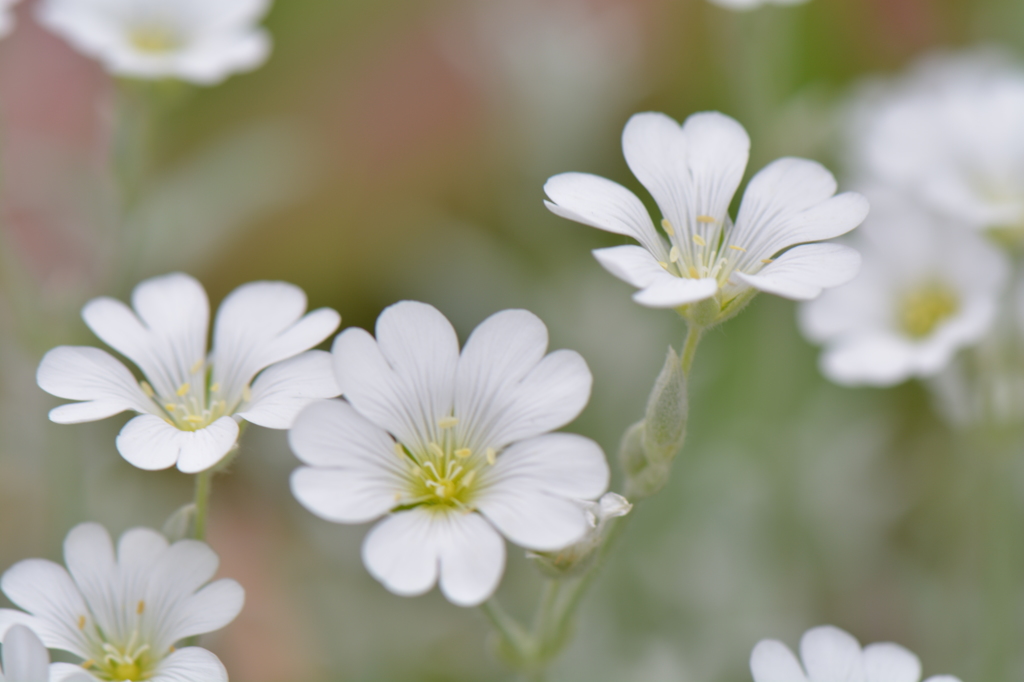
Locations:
528;493;633;578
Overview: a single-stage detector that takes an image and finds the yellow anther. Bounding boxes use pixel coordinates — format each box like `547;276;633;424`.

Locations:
411;466;424;478
455;448;472;459
761;258;775;264
692;234;707;247
428;443;445;458
164;403;177;413
184;415;205;424
175;383;190;397
210;382;220;394
661;218;675;236
728;245;747;252
78;615;86;630
393;442;405;457
462;470;476;489
669;246;681;263
190;359;204;374
139;381;154;398
137;600;145;615
242;385;252;403
696;215;716;224
688;266;700;278
81;659;95;669
486;448;497;465
169;645;176;653
438;416;459;429
658;261;670;269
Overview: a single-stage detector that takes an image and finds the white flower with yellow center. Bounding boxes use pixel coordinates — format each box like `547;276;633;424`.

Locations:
36;0;272;85
37;272;341;473
800;192;1009;386
0;523;244;682
289;301;610;606
751;625;960;682
848;50;1024;237
544;111;868;323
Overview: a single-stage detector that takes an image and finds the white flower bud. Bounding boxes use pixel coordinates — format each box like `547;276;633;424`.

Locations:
642;346;688;464
528;493;632;578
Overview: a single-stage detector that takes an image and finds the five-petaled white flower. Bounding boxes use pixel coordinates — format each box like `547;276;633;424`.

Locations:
847;49;1024;236
544;111;868;324
751;625;960;682
0;624;93;682
36;0;273;85
37;272;341;473
0;523;244;682
800;192;1009;386
289;301;610;607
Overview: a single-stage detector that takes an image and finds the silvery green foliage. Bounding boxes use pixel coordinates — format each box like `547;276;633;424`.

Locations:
621;346;688;499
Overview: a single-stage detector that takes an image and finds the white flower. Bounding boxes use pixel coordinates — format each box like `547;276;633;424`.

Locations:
1;624;93;682
800;192;1009;387
707;0;809;11
750;625;960;682
0;523;244;682
847;49;1024;234
544;111;867;321
289;301;609;607
36;0;272;85
38;272;341;473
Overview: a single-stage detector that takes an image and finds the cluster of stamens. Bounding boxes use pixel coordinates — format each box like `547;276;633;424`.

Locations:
899;282;960;338
140;360;248;432
657;217;768;285
128;24;182;54
78;601;155;681
396;417;496;510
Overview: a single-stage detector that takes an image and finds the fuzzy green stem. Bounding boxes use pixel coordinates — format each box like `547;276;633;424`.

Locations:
680;323;703;375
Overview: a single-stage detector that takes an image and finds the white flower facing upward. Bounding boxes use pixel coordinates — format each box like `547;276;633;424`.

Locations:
0;624;92;682
36;0;273;85
545;111;867;325
289;301;610;606
751;625;960;682
0;523;244;682
800;193;1009;387
38;273;341;473
847;50;1024;236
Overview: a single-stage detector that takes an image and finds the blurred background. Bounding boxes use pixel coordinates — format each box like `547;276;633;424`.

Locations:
2;0;1024;680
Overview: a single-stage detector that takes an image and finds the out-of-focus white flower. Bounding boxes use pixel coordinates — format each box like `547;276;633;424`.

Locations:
37;273;341;473
289;301;609;607
847;50;1024;235
545;112;867;322
36;0;273;85
707;0;809;11
800;193;1009;387
1;624;93;682
750;625;961;682
0;523;244;682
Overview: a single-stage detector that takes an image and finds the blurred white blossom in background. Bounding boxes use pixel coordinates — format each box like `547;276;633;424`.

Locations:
705;0;809;12
800;191;1009;386
36;0;273;84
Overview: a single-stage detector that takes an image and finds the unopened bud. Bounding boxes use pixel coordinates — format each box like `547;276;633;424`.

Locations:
642;346;688;466
528;493;632;578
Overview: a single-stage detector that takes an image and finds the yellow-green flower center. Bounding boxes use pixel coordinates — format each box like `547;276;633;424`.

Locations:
141;362;249;432
129;25;182;54
396;418;496;510
899;283;959;338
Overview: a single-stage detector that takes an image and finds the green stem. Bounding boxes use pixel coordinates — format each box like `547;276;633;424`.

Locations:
679;323;703;375
481;598;534;661
192;470;213;541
